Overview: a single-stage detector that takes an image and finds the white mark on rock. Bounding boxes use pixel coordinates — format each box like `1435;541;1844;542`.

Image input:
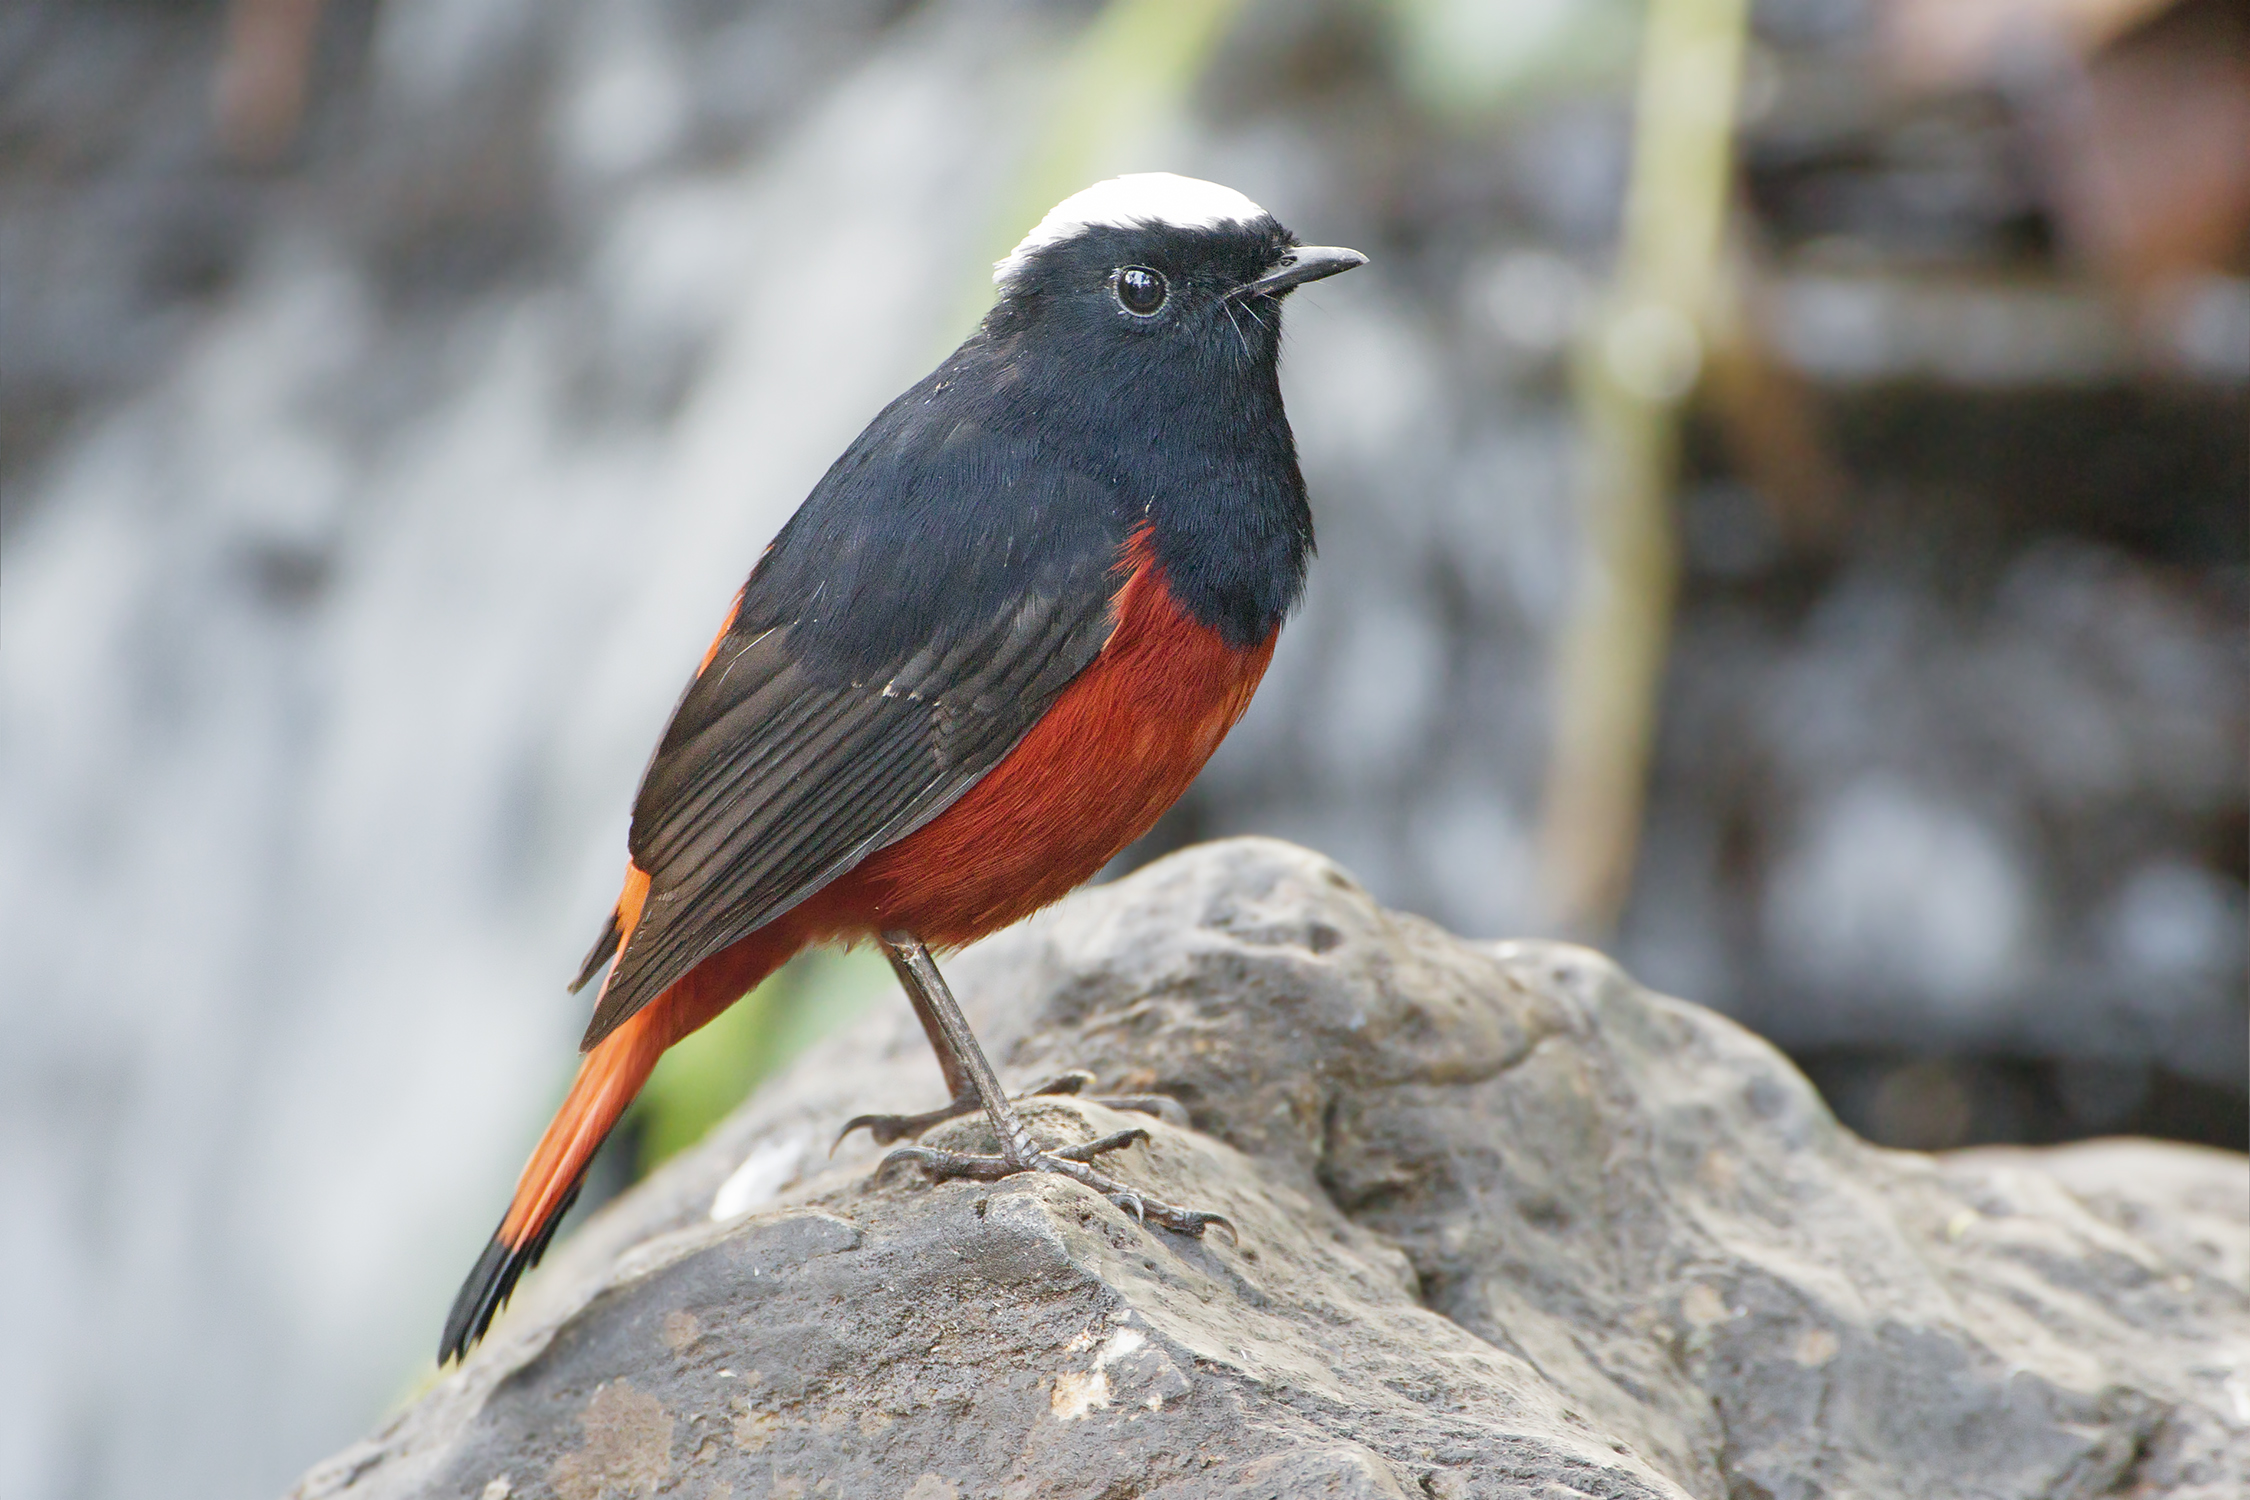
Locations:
711;1134;809;1222
1050;1368;1110;1421
2225;1372;2250;1426
1681;1284;1732;1328
1051;1326;1149;1421
1791;1328;1840;1368
1099;1327;1147;1365
481;1479;512;1500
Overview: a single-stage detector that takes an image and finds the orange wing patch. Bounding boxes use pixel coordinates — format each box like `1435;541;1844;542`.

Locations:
614;861;653;947
696;584;748;675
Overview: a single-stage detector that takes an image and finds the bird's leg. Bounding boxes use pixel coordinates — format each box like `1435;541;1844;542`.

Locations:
832;939;978;1145
833;943;1185;1148
865;931;1230;1239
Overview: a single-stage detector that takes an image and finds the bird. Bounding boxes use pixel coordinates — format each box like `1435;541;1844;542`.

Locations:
438;173;1364;1363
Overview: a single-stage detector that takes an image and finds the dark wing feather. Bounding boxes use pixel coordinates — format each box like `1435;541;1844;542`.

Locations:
581;591;1112;1048
577;362;1129;1050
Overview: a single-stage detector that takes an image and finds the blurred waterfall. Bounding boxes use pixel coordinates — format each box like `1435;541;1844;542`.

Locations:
1;1;1097;1492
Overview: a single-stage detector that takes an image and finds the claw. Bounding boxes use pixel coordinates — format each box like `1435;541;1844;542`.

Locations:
832;1113;880;1155
1187;1212;1237;1245
873;1146;924;1182
836;1110;930;1153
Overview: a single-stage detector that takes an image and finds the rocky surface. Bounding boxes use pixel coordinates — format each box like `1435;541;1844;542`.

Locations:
13;2;2242;1493
293;840;2249;1499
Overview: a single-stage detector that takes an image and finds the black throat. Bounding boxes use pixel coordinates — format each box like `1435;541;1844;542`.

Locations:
972;221;1317;648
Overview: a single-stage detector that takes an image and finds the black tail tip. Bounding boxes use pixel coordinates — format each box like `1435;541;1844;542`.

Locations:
437;1185;580;1365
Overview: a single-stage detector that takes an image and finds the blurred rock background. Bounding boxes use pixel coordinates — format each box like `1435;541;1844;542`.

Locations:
0;0;2240;1497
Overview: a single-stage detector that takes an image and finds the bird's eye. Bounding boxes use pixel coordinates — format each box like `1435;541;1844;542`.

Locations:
1115;266;1168;316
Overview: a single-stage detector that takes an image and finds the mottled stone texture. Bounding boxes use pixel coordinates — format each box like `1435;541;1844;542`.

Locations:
295;840;2249;1500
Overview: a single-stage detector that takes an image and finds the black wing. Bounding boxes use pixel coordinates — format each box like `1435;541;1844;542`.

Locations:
579;363;1129;1049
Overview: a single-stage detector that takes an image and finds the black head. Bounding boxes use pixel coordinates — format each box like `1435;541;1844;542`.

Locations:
983;174;1365;389
928;175;1365;647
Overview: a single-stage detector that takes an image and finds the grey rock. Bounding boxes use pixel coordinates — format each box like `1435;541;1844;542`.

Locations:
294;840;2250;1500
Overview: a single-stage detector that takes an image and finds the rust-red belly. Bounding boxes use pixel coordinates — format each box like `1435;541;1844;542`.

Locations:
800;536;1275;948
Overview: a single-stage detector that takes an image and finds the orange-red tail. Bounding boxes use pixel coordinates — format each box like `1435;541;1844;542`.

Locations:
439;925;799;1362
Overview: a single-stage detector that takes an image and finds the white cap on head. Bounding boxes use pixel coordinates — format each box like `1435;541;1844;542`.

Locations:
994;173;1272;286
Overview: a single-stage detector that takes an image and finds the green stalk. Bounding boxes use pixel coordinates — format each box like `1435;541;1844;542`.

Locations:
1539;0;1750;932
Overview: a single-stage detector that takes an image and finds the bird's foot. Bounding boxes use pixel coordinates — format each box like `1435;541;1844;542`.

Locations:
835;1070;1186;1150
878;1125;1234;1241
